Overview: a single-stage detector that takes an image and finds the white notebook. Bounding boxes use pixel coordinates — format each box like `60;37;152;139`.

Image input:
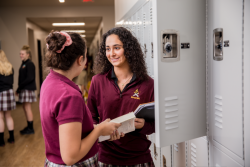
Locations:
99;112;136;142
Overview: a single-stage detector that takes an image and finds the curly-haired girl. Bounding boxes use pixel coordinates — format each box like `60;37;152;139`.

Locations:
40;31;121;167
88;27;155;166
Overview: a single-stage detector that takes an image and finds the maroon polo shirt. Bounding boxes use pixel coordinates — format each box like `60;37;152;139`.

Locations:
40;69;98;164
87;68;154;165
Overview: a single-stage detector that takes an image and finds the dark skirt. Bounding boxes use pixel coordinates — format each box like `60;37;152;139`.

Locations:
18;90;36;103
44;154;98;167
98;161;155;167
0;89;16;111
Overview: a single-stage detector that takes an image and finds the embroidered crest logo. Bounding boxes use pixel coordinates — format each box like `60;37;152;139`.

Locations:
131;89;140;100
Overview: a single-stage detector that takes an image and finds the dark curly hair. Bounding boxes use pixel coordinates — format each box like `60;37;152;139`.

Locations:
93;27;148;81
45;30;86;71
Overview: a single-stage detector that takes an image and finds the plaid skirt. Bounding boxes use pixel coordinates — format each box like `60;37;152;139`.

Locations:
0;89;16;111
44;154;98;167
18;90;37;103
98;161;155;167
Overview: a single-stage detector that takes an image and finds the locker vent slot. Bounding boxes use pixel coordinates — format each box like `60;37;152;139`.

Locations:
143;13;146;28
214;96;223;129
164;96;179;130
191;143;197;167
174;144;178;152
150;7;152;25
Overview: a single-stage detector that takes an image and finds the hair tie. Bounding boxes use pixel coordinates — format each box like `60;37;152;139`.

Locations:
46;31;72;53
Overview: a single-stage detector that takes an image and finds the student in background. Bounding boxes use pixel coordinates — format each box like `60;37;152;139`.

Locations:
40;31;121;166
16;45;36;135
0;50;16;146
88;27;155;166
75;66;88;98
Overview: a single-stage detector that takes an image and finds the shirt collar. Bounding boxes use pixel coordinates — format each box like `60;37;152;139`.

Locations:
111;67;137;83
49;69;82;93
22;59;30;64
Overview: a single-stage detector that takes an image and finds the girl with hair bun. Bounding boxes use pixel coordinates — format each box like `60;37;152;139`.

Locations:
88;27;155;166
16;45;36;135
40;31;121;166
0;50;16;146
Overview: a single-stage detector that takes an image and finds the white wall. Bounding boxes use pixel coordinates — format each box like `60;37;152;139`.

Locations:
26;20;48;95
115;0;139;22
0;6;115;95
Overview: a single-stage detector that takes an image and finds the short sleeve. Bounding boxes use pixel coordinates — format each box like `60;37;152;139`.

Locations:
54;95;85;125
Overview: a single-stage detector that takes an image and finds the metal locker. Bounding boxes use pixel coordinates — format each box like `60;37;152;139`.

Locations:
187;137;208;167
244;0;250;166
142;1;152;76
213;146;243;167
149;0;154;78
172;142;186;167
152;0;206;147
138;7;144;52
160;146;171;167
208;0;243;158
150;134;161;167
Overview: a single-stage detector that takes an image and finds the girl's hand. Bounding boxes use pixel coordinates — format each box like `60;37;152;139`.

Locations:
97;119;121;136
135;118;145;129
109;131;125;141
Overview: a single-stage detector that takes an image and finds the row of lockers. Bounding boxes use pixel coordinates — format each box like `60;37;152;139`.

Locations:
117;0;249;166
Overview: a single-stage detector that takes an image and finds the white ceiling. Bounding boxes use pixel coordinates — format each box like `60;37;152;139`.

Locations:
0;0;114;7
0;0;113;47
27;17;102;46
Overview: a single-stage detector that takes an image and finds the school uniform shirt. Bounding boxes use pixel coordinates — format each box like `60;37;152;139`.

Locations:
40;69;98;165
16;59;36;93
87;68;155;165
0;69;14;92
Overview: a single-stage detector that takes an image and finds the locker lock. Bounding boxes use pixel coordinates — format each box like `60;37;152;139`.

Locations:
216;42;222;50
164;42;172;53
213;28;223;61
161;29;180;62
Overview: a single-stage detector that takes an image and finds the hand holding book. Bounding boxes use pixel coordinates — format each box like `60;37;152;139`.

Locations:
134;118;145;129
98;102;155;142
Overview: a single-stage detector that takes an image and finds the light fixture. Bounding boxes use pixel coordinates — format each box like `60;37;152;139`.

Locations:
61;30;85;33
59;0;65;3
52;23;85;26
116;20;124;25
80;35;86;37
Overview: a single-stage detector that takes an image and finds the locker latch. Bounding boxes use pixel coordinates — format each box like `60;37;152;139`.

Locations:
181;43;190;49
224;40;229;47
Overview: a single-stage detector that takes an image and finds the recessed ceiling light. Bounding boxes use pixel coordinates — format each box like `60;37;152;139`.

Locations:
81;35;86;37
59;0;65;3
52;23;85;26
61;30;86;33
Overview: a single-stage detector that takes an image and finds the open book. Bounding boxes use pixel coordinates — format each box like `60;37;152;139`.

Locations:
134;101;155;121
99;112;136;142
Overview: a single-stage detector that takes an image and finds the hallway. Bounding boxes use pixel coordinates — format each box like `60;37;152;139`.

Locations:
0;101;45;167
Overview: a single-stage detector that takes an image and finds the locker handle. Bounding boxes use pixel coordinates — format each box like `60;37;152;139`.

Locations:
144;44;147;58
151;42;154;58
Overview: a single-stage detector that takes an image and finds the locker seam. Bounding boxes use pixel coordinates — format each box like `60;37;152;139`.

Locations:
205;0;210;166
242;0;245;161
